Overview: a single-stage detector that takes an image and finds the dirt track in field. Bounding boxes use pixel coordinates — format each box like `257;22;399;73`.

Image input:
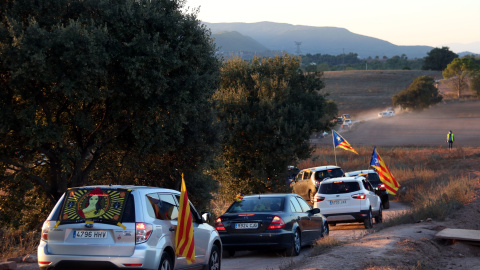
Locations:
313;100;480;148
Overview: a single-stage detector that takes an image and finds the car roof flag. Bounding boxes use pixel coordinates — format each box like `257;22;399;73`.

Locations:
175;174;195;264
370;147;400;195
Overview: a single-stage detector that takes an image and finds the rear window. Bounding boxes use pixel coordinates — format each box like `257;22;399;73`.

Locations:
319;181;360;194
315;168;344;181
226;197;285;213
367;173;382;186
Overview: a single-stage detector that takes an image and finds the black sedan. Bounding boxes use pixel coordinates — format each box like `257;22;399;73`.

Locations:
214;193;328;257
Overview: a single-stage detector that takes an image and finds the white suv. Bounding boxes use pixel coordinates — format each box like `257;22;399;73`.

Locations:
313;176;382;228
37;185;222;270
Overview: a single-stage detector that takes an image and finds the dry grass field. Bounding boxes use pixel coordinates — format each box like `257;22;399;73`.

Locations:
321;70;444;115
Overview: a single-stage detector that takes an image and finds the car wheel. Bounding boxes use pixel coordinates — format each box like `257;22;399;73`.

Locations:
308;190;315;204
363;209;373;229
322;222;329;237
286;229;301;256
159;251;173;270
383;199;390;209
375;205;383;224
207;245;221;270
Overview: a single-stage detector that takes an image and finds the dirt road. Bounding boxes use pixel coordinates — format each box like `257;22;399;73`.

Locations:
313;100;480;148
221;202;409;270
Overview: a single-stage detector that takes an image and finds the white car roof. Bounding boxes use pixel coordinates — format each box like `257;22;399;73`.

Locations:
73;185;180;194
344;170;375;176
301;165;341;171
321;176;365;184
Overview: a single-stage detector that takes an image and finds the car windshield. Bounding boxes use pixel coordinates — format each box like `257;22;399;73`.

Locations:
319;181;360;194
314;168;344;181
226;197;285;213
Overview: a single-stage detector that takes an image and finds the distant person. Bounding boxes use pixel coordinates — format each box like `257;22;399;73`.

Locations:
446;130;454;149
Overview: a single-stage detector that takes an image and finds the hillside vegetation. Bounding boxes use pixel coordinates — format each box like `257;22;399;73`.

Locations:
320;70;443;115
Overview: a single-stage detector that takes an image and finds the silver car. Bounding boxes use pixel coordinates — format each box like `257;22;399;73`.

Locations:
37;185;222;270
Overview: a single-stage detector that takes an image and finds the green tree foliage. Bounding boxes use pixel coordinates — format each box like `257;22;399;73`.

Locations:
393;76;443;111
212;55;337;199
422;47;458;71
470;72;480;97
0;0;220;228
442;57;480;98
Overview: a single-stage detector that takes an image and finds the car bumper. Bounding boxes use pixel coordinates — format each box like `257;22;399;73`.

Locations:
323;210;370;223
37;241;159;270
219;231;293;251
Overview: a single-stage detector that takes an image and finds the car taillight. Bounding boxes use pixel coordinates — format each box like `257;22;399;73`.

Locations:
214;218;226;231
314;196;325;202
314;180;320;186
135;222;153;244
351;193;366;199
41;220;51;241
267;216;285;230
379;184;386;191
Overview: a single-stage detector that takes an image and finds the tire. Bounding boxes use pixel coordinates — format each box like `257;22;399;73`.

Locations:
285;229;301;256
308;190;315;204
322;222;329;237
375;205;383;224
363;209;373;229
159;251;173;270
207;245;221;270
383;199;390;209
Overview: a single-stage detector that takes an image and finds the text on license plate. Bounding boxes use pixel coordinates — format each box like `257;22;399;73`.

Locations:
329;200;347;205
235;223;258;229
73;230;108;239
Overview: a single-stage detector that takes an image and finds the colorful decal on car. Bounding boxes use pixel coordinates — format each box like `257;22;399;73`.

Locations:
235;193;244;202
57;187;131;228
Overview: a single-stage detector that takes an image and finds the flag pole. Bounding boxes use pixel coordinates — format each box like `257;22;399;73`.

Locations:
332;130;337;166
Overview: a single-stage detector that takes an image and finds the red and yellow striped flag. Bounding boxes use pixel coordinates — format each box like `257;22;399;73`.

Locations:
175;174;195;264
370;147;400;195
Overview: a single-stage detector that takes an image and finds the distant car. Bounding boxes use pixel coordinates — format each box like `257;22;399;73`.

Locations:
291;166;345;204
286;166;300;185
37;185;222;270
378;111;394;118
215;193;328;257
342;114;351;120
313;176;382;229
343;119;352;126
336;117;344;124
344;170;390;209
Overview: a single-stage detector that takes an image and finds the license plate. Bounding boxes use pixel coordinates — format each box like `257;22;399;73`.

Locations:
235;223;258;229
73;230;108;239
329;200;347;205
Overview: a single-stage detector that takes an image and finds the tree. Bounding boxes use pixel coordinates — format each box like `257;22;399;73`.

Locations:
393;76;443;111
0;0;221;228
470;72;480;97
212;55;337;199
442;57;480;98
422;47;458;71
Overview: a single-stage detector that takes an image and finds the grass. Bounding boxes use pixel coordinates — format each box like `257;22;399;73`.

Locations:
0;229;40;262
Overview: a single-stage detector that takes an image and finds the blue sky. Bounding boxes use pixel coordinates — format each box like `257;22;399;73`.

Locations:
184;0;480;51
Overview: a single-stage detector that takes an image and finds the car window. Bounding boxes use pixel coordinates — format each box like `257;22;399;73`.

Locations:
315;168;344;180
146;193;161;219
363;180;373;191
303;171;311;180
296;197;312;212
158;194;179;220
290;197;303;213
294;172;303;182
226;197;285;213
319;181;361;194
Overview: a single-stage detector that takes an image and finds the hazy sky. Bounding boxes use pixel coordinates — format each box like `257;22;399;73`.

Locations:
184;0;480;48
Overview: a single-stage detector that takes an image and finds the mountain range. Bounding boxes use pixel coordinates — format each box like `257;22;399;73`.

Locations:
205;22;475;59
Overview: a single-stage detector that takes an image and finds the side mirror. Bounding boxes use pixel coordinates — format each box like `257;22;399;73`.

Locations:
308;208;320;215
201;212;211;224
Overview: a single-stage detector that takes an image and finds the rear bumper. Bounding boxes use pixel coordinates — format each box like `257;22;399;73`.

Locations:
219;231;293;251
37;241;159;270
323;210;370;223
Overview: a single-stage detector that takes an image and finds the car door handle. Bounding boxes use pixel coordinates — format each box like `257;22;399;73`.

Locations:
169;227;175;232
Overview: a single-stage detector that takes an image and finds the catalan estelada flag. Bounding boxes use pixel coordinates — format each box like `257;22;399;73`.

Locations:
332;130;358;154
175;174;195;264
370;147;400;195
